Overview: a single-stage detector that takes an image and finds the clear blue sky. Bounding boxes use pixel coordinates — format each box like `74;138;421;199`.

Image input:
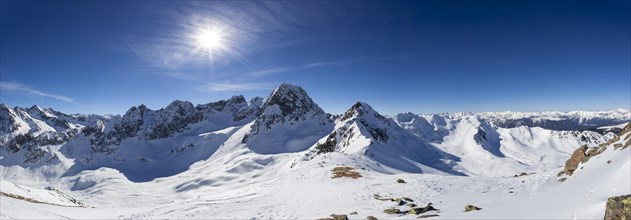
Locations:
1;1;629;115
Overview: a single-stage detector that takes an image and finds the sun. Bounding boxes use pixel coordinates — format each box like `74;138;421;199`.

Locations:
196;28;226;51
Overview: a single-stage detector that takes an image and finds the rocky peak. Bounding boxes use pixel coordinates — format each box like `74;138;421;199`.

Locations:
122;104;151;121
112;104;152;141
262;83;325;119
27;105;55;119
339;102;391;143
245;84;332;145
0;103;20;133
146;100;203;140
166;100;195;111
341;102;387;123
198;95;247;113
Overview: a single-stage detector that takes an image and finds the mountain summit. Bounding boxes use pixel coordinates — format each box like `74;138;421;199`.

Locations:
243;83;334;154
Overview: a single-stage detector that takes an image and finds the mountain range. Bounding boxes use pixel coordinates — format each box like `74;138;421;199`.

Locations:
0;83;629;219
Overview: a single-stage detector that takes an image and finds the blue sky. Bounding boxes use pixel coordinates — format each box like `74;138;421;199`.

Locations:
1;1;629;115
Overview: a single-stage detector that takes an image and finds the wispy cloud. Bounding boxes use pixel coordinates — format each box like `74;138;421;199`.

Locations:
197;82;276;91
246;61;347;77
161;72;201;81
0;81;77;104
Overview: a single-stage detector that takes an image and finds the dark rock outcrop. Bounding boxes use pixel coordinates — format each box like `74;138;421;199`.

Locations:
604;194;631;220
464;205;482;212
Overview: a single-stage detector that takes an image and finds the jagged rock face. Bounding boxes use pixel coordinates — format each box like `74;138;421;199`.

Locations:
111;105;151;142
146;101;203;140
0;104;83;164
342;102;390;143
243;84;334;154
250;83;330;135
266;83;325;119
0;104;21;134
473;119;504;157
195;95;263;123
27;106;70;130
3;131;77;164
316;132;337;154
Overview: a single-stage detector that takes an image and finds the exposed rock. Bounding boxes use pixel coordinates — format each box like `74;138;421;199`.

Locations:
146;100;203;140
560;123;631;177
316;132;337;154
623;139;631;149
464;205;482;212
366;216;378;220
418;214;440;218
513;172;528;177
397;179;406;183
395;198;406;206
329;214;348;220
402;197;414;202
614;143;623;149
562;145;589;176
349;211;357;215
409;203;437;215
0;104;21;133
383;208;400;214
604;194;631;220
407;203;417;207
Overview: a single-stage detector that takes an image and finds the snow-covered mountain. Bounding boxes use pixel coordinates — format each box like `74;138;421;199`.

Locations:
476;109;629;130
0;83;629;219
242;83;334;154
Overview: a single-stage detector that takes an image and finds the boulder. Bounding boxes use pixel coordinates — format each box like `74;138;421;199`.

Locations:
397;179;406;183
383;208;400;214
604;194;631;220
409;203;437;215
464;205;482;212
366;216;378;220
563;145;589;175
330;214;348;220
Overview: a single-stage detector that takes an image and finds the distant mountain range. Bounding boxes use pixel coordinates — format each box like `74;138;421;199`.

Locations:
0;83;629;182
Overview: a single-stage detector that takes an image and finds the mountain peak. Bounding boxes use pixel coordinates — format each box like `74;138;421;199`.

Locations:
28;105;44;112
341;101;381;121
262;83;324;118
166;100;194;110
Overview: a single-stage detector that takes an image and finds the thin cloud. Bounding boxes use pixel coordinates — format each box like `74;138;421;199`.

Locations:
246;61;348;77
247;66;294;77
162;72;201;81
0;81;77;104
303;61;346;68
197;82;275;91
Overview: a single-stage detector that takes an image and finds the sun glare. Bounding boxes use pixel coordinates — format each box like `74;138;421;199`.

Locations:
196;28;226;51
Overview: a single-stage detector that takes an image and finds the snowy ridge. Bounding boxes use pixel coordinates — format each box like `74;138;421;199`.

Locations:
306;102;461;175
0;83;629;219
